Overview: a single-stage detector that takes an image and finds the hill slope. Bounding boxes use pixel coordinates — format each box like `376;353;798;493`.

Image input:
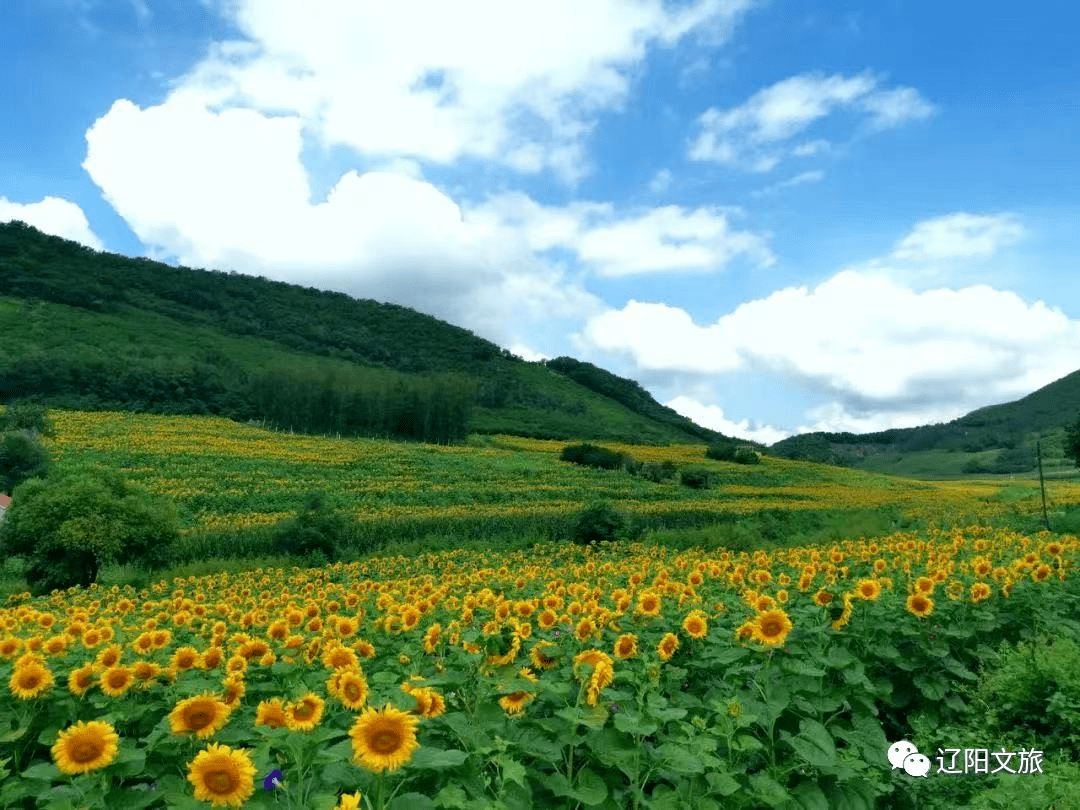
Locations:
0;221;725;445
769;368;1080;477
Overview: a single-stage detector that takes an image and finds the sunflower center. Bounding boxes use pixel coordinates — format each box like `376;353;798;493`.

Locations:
19;672;42;689
69;740;102;764
186;708;212;729
371;730;401;754
207;770;234;793
295;704;313;719
344;683;360;700
108;673;127;688
761;620;782;637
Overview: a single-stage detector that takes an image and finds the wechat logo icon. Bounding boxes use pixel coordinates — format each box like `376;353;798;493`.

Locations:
888;740;931;777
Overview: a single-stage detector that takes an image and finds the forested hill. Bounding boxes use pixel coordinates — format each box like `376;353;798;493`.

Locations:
769;368;1080;476
0;221;727;446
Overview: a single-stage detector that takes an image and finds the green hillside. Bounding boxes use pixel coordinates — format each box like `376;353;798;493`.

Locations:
769;368;1080;478
0;221;725;446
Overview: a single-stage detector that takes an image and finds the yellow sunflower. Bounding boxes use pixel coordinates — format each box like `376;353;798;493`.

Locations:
187;743;256;808
68;662;97;697
657;632;679;662
682;611;708;640
905;593;934;618
529;641;559;671
99;665;135;698
255;698;288;729
329;668;369;710
411;687;446;718
970;582;992;603
170;694;232;739
335;792;364;810
586;659;614;707
9;659;54;699
636;591;662;617
854;579;882;601
752;609;793;647
51;720;120;775
349;704;420;773
285;693;325;732
613;633;638;660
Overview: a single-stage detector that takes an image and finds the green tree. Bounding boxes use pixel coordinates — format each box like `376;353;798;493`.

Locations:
1065;416;1080;468
272;491;351;563
0;401;54;436
0;430;50;493
0;466;179;595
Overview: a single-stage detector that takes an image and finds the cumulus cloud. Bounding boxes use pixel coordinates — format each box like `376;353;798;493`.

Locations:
578;213;1079;433
0;196;104;250
689;70;934;170
890;212;1025;262
665;394;790;443
471;192;773;277
182;0;758;183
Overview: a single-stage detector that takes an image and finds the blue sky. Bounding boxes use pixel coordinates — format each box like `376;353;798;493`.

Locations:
3;0;1079;443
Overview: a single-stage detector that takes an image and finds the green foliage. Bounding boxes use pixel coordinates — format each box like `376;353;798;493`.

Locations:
679;466;712;490
0;401;54;436
271;491;351;562
1065;415;1080;468
962;445;1035;474
641;460;679;483
971;634;1080;761
0;465;179;594
734;448;760;464
570;500;627;546
0;430;50;493
559;443;627;471
706;439;738;462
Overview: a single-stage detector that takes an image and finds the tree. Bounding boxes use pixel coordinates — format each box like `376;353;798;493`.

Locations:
1066;416;1080;468
0;401;54;436
271;491;351;563
0;466;179;595
0;430;50;493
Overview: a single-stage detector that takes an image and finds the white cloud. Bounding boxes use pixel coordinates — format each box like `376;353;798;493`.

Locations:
181;0;758;183
0;196;104;250
578;212;1080;433
890;212;1025;262
689;70;934;170
82;96;602;348
665;395;790;443
472;193;773;277
751;169;824;197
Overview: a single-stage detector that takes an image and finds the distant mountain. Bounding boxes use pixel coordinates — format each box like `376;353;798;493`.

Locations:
0;221;728;446
769;369;1080;477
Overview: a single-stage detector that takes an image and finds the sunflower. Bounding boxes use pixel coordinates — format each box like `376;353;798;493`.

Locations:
586;659;614;707
201;646;224;671
422;623;442;654
613;633;638;660
99;665;135;697
67;661;96;697
905;594;934;618
9;659;54;699
752;609;794;647
187;743;256;808
970;582;992;603
0;636;23;658
411;687;446;718
285;693;325;732
255;698;288;729
329;668;369;710
221;674;246;708
323;645;359;671
657;632;679;662
854;579;882;601
529;641;559;671
914;576;936;595
335;792;364;810
95;644;123;669
636;591;662;617
682;611;708;640
349;704;420;772
171;646;203;672
51;720;120;775
170;694;232;739
574;617;596;642
498;690;534;716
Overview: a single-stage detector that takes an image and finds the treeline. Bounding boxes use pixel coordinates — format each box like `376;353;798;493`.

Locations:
0;354;474;444
544;356;727;445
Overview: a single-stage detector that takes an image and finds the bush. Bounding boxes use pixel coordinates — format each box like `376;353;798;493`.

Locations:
0;430;50;493
271;491;350;562
0;401;54;436
0;465;179;595
733;448;760;465
641;461;678;483
560;443;625;471
706;440;738;462
571;500;627;546
680;466;712;490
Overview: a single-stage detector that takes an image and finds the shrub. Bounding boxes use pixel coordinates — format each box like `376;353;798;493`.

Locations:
641;461;678;483
706;440;738;462
0;430;50;493
0;401;54;436
271;491;349;562
0;465;179;595
560;443;625;471
679;466;711;490
571;500;626;546
733;448;760;465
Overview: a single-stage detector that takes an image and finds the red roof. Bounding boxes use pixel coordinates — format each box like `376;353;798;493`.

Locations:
0;494;10;509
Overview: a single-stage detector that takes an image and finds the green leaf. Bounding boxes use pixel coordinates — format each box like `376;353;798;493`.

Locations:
787;718;837;769
574;768;609;806
21;761;60;782
749;771;791;806
500;756;528;788
791;779;830;810
826;779;879;810
656;742;704;774
780;656;826;677
613;710;658;736
435;784;471;809
914;674;948;701
389;793;436;810
410;747;469;769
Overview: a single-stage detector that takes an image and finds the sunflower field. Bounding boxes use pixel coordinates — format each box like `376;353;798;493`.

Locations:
2;524;1079;808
